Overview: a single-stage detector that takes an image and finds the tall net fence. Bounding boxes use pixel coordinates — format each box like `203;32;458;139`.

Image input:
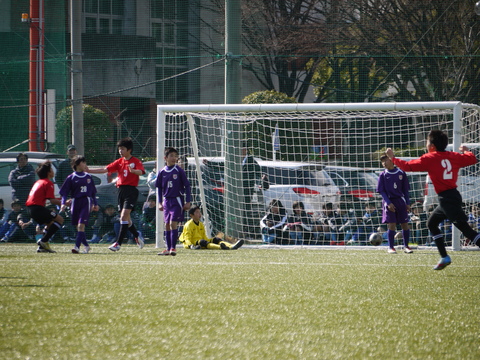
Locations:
159;103;480;248
1;0;480;161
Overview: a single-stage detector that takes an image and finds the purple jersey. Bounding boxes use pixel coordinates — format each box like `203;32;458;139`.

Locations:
155;165;191;203
377;167;410;224
59;172;98;206
377;167;410;204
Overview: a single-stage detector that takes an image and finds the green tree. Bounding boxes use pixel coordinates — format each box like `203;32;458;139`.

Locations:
55;105;115;165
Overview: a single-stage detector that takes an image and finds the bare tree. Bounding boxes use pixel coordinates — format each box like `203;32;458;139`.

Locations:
202;0;348;102
197;0;480;103
339;0;480;102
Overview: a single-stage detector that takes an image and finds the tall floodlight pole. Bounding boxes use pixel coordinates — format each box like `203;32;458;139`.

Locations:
224;0;243;239
70;0;84;154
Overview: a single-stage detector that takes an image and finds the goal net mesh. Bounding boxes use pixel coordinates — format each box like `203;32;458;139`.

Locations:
160;103;480;249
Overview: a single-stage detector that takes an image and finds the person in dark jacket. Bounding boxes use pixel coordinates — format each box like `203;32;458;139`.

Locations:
8;153;35;206
260;199;287;244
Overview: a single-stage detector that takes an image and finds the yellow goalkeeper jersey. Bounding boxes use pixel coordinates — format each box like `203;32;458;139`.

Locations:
179;219;211;246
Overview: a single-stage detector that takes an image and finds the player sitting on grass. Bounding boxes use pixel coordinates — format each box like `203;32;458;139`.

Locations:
179;206;244;250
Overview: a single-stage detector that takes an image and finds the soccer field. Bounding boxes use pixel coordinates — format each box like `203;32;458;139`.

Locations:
1;244;479;359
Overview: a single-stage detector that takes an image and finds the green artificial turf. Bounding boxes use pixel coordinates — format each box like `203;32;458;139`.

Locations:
1;244;479;359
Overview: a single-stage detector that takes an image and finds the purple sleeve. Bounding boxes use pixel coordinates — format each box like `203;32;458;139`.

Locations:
59;176;71;205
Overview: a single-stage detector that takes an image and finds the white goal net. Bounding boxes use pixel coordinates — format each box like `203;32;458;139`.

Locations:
155;102;480;250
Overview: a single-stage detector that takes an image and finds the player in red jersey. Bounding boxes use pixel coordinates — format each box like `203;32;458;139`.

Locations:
26;161;64;253
386;130;480;270
88;138;145;252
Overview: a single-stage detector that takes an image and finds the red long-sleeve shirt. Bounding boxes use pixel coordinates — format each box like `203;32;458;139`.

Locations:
392;151;477;194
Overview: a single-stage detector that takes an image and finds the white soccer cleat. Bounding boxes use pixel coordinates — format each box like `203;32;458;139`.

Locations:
108;242;121;252
135;234;145;249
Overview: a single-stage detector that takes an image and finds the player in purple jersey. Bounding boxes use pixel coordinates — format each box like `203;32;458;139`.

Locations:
60;155;99;254
377;154;412;254
155;147;191;256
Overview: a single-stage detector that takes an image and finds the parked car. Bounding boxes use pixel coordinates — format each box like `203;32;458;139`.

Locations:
324;165;380;202
86;170;118;209
0;152;65;205
423;143;480;211
405;172;428;205
258;160;340;214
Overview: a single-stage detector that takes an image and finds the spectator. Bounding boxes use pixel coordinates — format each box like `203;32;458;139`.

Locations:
141;194;156;240
57;205;75;242
283;201;315;245
146;167;157;196
56;144;77;186
0;201;28;242
0;199;8;228
467;203;480;245
260;199;288;244
8;153;36;206
242;145;269;239
410;202;428;245
359;201;382;244
320;202;344;245
88;204;118;244
337;201;359;244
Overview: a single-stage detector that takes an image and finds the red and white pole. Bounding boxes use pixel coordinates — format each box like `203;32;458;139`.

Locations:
28;0;45;151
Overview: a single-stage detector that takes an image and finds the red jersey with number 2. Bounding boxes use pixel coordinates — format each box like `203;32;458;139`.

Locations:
106;156;145;187
392;151;477;194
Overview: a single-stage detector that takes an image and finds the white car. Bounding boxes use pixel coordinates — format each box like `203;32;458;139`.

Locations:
324;165;381;202
423;143;480;211
0;152;64;205
0;153;118;209
258;160;340;214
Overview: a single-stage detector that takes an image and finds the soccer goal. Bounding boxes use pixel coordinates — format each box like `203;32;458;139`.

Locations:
155;102;480;250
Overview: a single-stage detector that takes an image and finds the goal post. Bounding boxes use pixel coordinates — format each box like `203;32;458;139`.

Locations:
155;101;480;250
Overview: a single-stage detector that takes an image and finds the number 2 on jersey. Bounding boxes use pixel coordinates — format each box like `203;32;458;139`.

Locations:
441;159;453;179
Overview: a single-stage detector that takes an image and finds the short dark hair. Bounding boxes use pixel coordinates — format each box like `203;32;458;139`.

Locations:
323;202;333;210
366;201;376;208
380;154;389;163
117;137;133;151
71;155;86;171
188;205;201;216
292;200;305;210
36;161;52;179
147;194;156;202
164;147;179;157
428;130;448;152
0;199;3;205
16;153;28;162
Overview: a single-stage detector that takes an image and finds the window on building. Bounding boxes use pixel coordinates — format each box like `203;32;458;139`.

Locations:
151;0;189;103
83;0;124;34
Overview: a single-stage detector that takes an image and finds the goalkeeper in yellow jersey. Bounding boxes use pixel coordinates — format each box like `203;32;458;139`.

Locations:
180;206;244;250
